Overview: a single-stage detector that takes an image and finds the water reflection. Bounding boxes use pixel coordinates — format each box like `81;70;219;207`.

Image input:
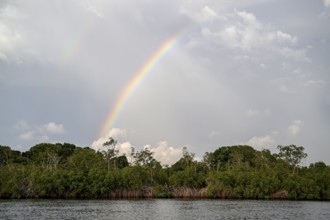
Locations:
0;199;329;220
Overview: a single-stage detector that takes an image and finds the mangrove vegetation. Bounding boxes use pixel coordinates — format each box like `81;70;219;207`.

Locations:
0;140;329;200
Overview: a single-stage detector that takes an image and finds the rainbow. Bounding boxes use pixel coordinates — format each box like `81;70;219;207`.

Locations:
99;31;186;138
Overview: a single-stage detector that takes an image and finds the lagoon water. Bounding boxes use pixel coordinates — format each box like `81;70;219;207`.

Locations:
1;199;330;220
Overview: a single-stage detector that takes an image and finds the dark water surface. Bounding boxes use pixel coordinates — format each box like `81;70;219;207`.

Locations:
1;199;330;220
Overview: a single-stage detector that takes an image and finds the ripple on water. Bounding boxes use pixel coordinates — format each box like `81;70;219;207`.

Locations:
0;199;330;220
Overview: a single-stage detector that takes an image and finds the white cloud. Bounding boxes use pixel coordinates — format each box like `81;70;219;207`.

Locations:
0;21;22;62
18;131;49;142
149;141;182;166
91;128;127;150
287;120;303;136
0;5;22;19
197;8;306;63
82;3;103;18
91;134;182;166
244;131;278;149
42;122;65;134
17;121;65;142
91;138;134;162
91;138;107;151
236;10;259;26
247;109;259;117
92;140;133;157
196;6;217;22
108;128;127;138
18;131;35;141
275;31;297;44
279;47;311;63
105;141;135;163
246;109;271;118
0;1;108;64
324;0;330;8
201;6;217;18
0;5;26;62
181;5;218;22
116;141;133;156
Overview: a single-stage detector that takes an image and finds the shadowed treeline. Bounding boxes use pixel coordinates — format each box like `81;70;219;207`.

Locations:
0;142;329;200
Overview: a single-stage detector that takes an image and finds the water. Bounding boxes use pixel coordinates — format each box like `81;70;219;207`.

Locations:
1;199;330;220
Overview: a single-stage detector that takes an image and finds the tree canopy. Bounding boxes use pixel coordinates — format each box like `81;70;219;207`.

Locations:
0;142;329;200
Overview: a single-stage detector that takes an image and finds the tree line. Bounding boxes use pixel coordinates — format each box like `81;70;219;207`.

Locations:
0;140;329;200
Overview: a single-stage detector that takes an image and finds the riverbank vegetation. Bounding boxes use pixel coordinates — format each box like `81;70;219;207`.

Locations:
0;140;329;200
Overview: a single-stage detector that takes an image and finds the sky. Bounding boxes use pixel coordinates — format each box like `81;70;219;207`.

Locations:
1;0;330;165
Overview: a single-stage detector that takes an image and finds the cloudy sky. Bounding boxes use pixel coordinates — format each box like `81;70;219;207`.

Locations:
1;0;329;165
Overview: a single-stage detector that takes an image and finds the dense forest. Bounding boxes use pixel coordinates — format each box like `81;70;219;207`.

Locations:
0;139;329;200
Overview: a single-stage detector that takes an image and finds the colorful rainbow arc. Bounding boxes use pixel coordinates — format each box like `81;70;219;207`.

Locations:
99;31;186;138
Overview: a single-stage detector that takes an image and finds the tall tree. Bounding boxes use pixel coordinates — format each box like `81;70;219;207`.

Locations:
103;137;118;171
134;147;160;184
0;146;13;166
277;145;307;175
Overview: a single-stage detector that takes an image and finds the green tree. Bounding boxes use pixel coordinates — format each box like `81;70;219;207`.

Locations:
134;147;154;167
171;147;196;171
103;137;119;171
307;162;330;199
56;143;76;165
134;148;160;184
0;146;13;166
121;166;148;190
115;155;129;169
277;145;307;175
68;147;103;172
25;143;61;170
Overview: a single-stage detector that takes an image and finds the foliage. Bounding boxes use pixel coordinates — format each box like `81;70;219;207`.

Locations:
277;145;307;175
0;142;329;200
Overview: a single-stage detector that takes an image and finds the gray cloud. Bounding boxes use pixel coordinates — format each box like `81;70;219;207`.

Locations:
324;0;330;8
0;0;329;165
15;121;65;143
